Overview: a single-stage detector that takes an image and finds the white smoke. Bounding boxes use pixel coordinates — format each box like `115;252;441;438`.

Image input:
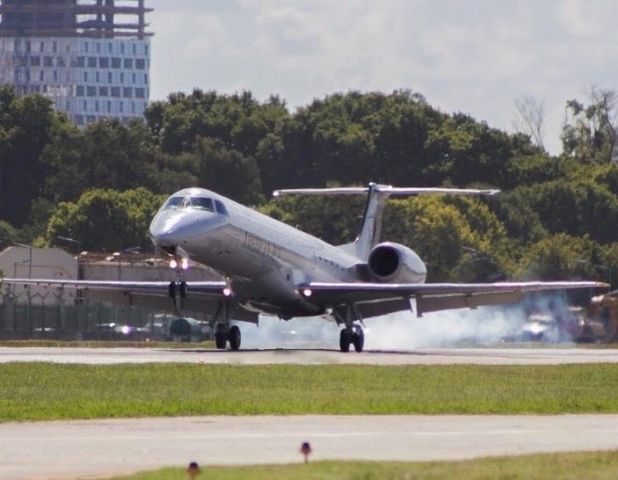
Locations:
237;308;524;350
236;315;340;350
237;293;576;350
361;306;526;350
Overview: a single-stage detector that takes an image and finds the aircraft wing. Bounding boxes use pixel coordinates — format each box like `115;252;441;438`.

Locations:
299;281;608;318
0;278;258;323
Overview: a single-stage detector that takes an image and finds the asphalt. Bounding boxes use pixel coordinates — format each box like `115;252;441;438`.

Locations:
2;415;618;479
2;346;618;365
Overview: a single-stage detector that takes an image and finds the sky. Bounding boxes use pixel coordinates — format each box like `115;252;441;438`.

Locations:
147;0;618;155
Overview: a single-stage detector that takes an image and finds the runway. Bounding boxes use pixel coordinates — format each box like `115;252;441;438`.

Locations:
2;346;618;365
3;347;618;479
2;415;618;479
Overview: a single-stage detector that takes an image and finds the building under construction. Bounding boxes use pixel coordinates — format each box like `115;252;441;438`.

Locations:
0;0;153;125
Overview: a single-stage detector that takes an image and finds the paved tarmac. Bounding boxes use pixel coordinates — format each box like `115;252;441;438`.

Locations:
2;346;618;365
3;347;618;479
2;415;618;479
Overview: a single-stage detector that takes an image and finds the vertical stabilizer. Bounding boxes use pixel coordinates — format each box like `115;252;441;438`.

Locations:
354;183;390;260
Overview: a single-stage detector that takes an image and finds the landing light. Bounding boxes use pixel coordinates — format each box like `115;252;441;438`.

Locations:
169;259;178;269
223;287;233;297
181;258;189;270
302;288;312;297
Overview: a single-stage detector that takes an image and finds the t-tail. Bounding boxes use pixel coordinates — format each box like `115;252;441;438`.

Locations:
274;183;500;261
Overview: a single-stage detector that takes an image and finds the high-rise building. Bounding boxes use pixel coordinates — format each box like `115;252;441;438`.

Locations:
0;1;152;125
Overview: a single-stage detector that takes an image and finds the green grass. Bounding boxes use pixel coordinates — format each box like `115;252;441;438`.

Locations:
106;452;618;480
2;363;618;421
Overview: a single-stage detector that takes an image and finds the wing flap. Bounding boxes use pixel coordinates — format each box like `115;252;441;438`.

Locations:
356;298;412;318
417;291;523;315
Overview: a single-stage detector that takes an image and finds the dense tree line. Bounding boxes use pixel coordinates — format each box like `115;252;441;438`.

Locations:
0;86;616;287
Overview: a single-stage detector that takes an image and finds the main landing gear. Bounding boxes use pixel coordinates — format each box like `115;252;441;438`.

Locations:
336;304;365;353
213;299;242;351
215;324;242;351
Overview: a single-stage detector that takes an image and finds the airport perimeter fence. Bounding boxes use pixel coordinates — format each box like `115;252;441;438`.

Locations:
0;289;163;341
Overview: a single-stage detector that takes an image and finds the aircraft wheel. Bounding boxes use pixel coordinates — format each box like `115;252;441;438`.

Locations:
215;332;227;350
352;326;365;353
339;329;352;352
229;325;242;351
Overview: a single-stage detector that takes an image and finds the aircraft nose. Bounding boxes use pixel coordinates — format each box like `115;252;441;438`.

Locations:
150;211;216;247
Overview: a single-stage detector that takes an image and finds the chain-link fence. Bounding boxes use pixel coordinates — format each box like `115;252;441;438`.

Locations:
0;289;165;341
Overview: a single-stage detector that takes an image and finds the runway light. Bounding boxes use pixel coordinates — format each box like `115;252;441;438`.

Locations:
181;258;190;270
186;461;201;479
169;259;178;269
300;441;312;463
302;288;312;297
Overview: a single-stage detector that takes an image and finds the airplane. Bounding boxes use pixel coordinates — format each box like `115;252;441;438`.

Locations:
2;183;607;352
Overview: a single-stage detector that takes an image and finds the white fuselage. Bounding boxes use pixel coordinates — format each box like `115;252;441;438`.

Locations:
149;187;426;317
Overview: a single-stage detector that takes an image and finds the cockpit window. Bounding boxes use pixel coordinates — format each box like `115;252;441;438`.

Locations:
163;195;216;213
163;196;184;210
189;197;214;212
215;200;228;215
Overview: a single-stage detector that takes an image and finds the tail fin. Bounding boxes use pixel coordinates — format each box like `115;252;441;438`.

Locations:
273;183;500;260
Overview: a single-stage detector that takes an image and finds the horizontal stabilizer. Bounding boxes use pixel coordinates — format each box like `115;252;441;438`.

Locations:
273;185;500;197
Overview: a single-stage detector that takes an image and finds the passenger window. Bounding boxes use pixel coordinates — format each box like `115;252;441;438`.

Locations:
215;200;228;215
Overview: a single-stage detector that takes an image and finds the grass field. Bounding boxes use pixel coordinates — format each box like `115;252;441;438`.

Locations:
2;363;618;421
106;452;618;480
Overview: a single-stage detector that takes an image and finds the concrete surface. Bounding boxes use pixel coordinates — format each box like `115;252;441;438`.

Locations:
2;346;618;365
3;347;618;479
2;415;618;479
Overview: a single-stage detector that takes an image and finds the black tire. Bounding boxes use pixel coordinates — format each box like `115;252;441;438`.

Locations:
339;329;351;352
352;327;365;353
215;332;227;350
229;325;241;351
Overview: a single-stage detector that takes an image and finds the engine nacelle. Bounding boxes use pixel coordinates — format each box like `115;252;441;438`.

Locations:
367;242;427;283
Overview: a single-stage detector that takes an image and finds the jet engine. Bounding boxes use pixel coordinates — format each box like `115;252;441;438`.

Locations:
367;242;427;283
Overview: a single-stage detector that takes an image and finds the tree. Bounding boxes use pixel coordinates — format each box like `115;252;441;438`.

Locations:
516;234;603;281
41;119;155;203
194;138;263;205
513;95;546;150
503;154;574;190
561;87;617;163
45;188;165;252
0;220;17;250
522;180;618;244
0;88;64;226
259;193;364;245
382;196;510;282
